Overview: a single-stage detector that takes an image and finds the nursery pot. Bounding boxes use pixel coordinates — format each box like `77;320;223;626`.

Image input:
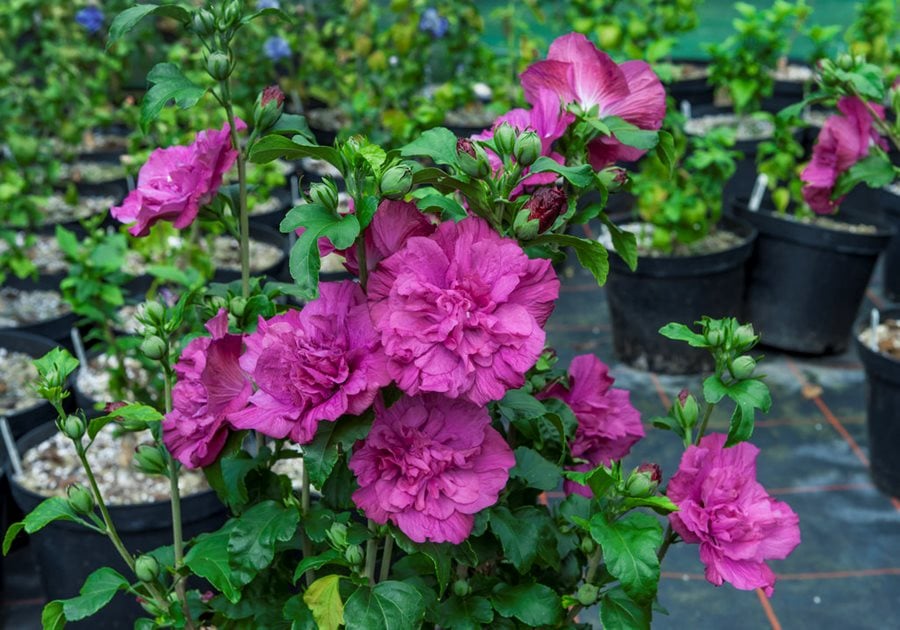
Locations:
0;331;63;439
734;200;894;354
0;279;78;348
212;223;288;283
854;308;900;497
666;60;713;107
7;422;228;630
605;215;757;374
878;188;900;302
248;187;292;231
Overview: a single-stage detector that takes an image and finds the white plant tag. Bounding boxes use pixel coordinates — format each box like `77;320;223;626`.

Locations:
290;174;300;205
0;417;23;477
870;308;880;352
71;327;89;368
680;100;692;120
749;173;769;212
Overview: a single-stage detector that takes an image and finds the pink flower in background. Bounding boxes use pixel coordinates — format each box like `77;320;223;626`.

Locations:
540;354;644;497
230;281;389;444
368;216;559;405
340;199;435;275
667;433;801;597
349;394;515;544
520;33;666;169
801;96;887;214
111;120;245;236
163;309;251;468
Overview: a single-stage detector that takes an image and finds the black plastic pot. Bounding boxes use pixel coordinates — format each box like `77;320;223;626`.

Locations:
878;189;900;301
666;60;713;107
248;187;292;231
605;216;757;374
0;280;78;348
0;332;62;439
734;200;894;354
8;422;228;629
854;308;900;497
213;223;288;283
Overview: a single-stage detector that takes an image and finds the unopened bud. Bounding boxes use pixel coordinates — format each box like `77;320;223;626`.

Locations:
135;555;160;582
230;297;247;318
523;187;567;234
456;138;490;178
62;414;85;441
344;544;363;566
729;355;757;380
380;164;413;200
134;444;168;475
513;131;541;167
191;8;216;36
67;484;94;515
140;336;167;361
625;463;662;497
310;181;339;211
493;122;517;158
142;301;166;325
222;0;242;28
675;391;699;427
452;579;471;597
705;328;724;347
733;324;757;349
326;522;349;549
599;167;629;192
579;537;595;555
576;583;599;606
253;85;285;131
206;52;232;81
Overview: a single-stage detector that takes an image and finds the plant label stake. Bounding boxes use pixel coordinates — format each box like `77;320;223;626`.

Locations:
749;173;769;212
290;175;300;205
70;327;89;368
871;308;880;352
680;100;692;120
0;417;23;477
126;173;136;193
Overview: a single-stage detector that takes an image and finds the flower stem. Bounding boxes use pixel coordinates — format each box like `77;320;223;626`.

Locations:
356;236;368;291
365;519;378;586
693;400;716;446
221;80;250;299
300;463;314;587
378;534;394;583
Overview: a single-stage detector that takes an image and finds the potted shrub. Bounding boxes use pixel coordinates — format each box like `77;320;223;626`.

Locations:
604;122;757;373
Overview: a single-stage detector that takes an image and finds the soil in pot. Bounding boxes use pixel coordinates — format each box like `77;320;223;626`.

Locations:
298;157;346;189
306;107;346;146
74;353;158;414
58;160;127;186
38;193;117;232
601;216;757;374
0;287;76;344
0;331;63;439
9;422;226;630
735;199;893;354
879;184;900;301
206;227;287;283
856;313;900;497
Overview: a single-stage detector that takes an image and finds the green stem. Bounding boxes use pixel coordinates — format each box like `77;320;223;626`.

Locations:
364;520;378;586
378;534;394;583
693;399;716;446
300;464;314;587
356;236;369;291
102;321;126;401
221;80;250;299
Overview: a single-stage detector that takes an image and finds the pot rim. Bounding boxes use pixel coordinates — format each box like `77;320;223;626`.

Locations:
855;307;900;383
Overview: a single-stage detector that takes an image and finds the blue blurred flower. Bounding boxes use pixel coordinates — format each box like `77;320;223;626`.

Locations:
256;0;281;9
419;7;449;39
264;36;292;62
75;6;105;34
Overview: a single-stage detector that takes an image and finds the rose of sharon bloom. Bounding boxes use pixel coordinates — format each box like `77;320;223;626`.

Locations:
368;216;560;405
163;309;252;468
341;199;435;275
230;281;390;444
540;354;644;497
521;33;666;169
667;433;801;596
349;394;515;544
111;120;245;236
801;96;887;214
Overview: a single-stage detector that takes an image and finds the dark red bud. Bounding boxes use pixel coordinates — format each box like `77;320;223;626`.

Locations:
637;462;662;484
456;138;476;159
524;187;567;233
201;590;215;603
677;388;690;405
261;85;285;107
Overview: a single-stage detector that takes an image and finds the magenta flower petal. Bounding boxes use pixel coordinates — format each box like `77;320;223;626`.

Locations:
341;199;435;275
349;394;515;544
667;433;801;597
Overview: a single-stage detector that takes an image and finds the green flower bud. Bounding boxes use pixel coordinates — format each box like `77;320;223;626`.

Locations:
206;52;232;81
380;165;413;200
705;328;724;347
222;0;242;29
729;355;757;380
62;414;85;441
513;131;541;167
837;53;855;72
142;301;166;325
675;390;699;427
579;537;596;555
513;208;541;241
140;336;167;361
732;324;757;349
493;122;517;158
191;8;216;36
230;297;247;318
134;445;168;475
310;180;339;212
624;463;662;498
576;583;599;606
210;296;228;312
456;138;490;179
344;544;364;566
326;522;349;549
135;555;160;583
452;579;471;597
67;484;94;515
253;85;285;132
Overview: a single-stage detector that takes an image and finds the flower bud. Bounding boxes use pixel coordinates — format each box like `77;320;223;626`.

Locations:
206;52;232;81
523;187;567;234
732;324;757;349
135;555;160;583
192;8;216;36
380;165;413;200
579;536;595;555
513;131;541;167
253;85;285;132
456;138;490;179
230;297;247;318
576;583;599;606
142;300;166;325
452;579;471;597
625;463;662;497
140;336;167;361
513;208;541;241
493;123;517;158
344;544;363;566
326;522;349;549
675;390;699;427
705;328;724;347
310;181;339;212
837;53;855;72
62;414;85;441
598;166;629;192
729;355;756;380
134;444;168;475
67;484;94;515
222;0;242;28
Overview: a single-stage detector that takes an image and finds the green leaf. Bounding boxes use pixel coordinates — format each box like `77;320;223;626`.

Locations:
655;130;676;177
33;347;79;383
562;465;617;499
724;378;771;446
184;524;241;603
293;549;345;584
88;403;163;440
589;512;663;603
510;446;561;491
250;134;341;167
658;323;709;348
600;215;639;271
228;500;301;584
415;193;467;222
622;496;679;514
727;402;756;446
303;414;371;489
303;575;345;630
41;601;65;630
529;157;595;188
55;225;80;259
356;195;380;229
600;587;651;630
603;117;659;151
490;582;561;626
241;6;292;24
400;127;460;167
284;594;317;630
497;389;547;423
538;234;609;286
437;595;494;630
344;581;426;630
11;497;83;550
285;205;360;299
61;568;129;621
489;506;557;573
107;4;190;46
834;153;897;198
140;63;207;133
702;375;729;404
270;114;314;141
391;533;452;596
3;522;24;555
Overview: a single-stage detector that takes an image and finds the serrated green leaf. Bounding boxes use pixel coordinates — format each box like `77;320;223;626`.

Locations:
303;414;371;489
604;116;659;151
834;153;897;198
489;506;557;572
293;549;345;585
600;215;639;271
510;446;561;491
107;4;190;46
437;595;494;630
703;375;729;404
356;195;380;229
600;587;651;630
415;193;467;222
533;233;610;286
140;63;206;133
658;323;709;348
270;114;314;141
2;522;24;555
344;581;425;630
284;594;317;630
241;7;292;24
60;567;129;621
250;134;342;167
41;601;65;630
655;130;676;177
590;512;663;602
285;206;360;299
228;500;301;584
622;496;679;514
400;127;460;167
529;157;595;188
88;403;163;440
490;582;561;626
391;532;452;596
304;575;345;630
184;524;241;602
